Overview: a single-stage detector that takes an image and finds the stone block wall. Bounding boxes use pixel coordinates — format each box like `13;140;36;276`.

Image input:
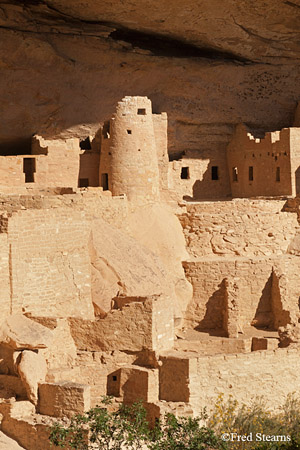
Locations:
227;125;293;197
0;137;81;191
183;256;299;331
168;148;231;201
0;234;10;320
38;381;90;418
290;128;300;195
69;295;174;353
159;348;300;415
6;208;94;319
179;199;299;258
107;366;159;404
100;97;162;203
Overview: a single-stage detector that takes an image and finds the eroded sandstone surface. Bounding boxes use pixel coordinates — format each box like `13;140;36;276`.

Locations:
1;0;300;157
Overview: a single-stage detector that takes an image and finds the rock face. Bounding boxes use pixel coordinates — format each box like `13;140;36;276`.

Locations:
17;351;47;405
0;432;25;449
0;0;300;160
0;315;53;350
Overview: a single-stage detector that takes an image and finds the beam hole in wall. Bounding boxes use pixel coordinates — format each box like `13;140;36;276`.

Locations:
80;137;92;150
181;167;190;179
79;178;89;187
232;167;238;182
137;108;146;115
23;158;36;183
276;167;280;182
249;166;254;181
211;166;219;180
275;156;278;161
127;130;132;134
101;173;109;191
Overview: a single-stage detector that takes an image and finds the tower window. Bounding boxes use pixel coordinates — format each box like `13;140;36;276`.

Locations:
181;167;190;179
103;121;110;139
137;108;146;115
249;166;254;181
80;137;92;150
127;130;132;134
23;158;36;183
232;167;238;182
276;167;280;182
211;166;219;180
112;376;117;381
101;173;109;191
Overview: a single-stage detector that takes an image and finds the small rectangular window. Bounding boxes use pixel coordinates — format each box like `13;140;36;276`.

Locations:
137;108;146;115
101;173;109;191
232;167;238;182
249;166;254;181
23;158;36;183
103;121;110;139
211;166;219;180
276;167;280;182
181;167;189;179
127;130;132;134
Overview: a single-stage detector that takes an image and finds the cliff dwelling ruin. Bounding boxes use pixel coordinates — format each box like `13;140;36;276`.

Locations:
0;95;299;448
1;0;300;448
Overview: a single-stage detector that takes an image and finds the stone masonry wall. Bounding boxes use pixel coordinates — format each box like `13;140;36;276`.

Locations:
100;97;161;203
0;234;10;320
168;148;231;201
6;208;94;319
159;348;300;414
227;126;293;197
179;199;299;258
192;347;300;414
69;295;174;353
183;256;300;331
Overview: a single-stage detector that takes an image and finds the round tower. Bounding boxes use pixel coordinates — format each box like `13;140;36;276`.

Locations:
101;97;160;203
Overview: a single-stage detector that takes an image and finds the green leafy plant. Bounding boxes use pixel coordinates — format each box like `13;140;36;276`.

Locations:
49;396;226;450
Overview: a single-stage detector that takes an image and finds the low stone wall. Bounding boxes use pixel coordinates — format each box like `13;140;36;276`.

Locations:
159;347;300;415
179;199;299;258
69;295;174;353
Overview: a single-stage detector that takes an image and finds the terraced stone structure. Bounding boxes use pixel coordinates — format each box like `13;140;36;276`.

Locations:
0;97;300;448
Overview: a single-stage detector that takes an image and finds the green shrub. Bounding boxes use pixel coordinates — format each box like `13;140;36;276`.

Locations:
49;394;300;450
49;396;226;450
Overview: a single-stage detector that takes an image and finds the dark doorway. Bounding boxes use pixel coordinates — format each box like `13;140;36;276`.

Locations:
137;108;146;115
249;166;254;181
211;166;219;180
296;166;300;194
80;137;92;150
181;167;190;179
23;158;36;183
79;178;89;187
101;173;109;191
